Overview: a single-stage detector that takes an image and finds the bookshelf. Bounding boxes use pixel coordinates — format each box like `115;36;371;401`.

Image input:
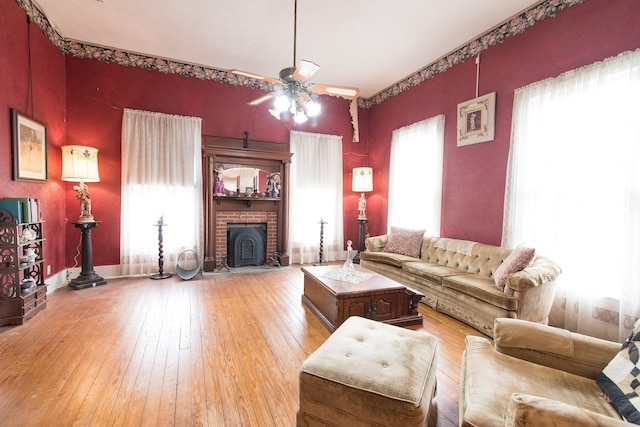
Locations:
0;207;48;326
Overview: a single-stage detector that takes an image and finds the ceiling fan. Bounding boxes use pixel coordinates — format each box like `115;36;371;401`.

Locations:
229;0;361;140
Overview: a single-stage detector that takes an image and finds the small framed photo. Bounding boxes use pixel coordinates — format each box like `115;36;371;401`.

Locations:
245;187;254;196
11;109;48;182
457;92;496;147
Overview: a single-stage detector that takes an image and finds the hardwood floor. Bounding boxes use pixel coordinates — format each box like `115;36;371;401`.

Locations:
0;265;487;426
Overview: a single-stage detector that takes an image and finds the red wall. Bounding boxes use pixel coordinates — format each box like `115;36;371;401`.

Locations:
0;1;67;278
64;58;357;265
367;0;640;245
2;0;639;273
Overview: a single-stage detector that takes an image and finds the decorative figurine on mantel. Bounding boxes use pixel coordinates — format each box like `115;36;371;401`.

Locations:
213;175;225;196
266;172;281;198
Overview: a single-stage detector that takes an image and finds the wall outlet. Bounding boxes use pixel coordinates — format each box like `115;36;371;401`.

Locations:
47;265;51;275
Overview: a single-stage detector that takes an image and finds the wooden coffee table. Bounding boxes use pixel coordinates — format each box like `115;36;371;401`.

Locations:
301;265;424;332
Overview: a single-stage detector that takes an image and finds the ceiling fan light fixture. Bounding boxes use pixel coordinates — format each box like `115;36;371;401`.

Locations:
269;107;283;120
293;108;308;124
274;94;291;112
306;99;321;117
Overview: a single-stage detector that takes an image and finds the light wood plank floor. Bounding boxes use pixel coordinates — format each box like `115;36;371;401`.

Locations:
0;265;487;426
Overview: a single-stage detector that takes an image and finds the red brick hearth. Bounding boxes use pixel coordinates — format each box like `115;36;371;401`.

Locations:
215;210;278;264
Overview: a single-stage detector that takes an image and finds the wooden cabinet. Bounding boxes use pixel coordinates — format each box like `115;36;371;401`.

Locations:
0;209;47;326
341;292;400;322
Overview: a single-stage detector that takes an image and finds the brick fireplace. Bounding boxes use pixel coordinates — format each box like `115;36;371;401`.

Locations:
215;211;278;266
203;135;292;271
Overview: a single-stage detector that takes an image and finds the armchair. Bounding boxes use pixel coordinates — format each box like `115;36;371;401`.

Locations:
460;318;630;426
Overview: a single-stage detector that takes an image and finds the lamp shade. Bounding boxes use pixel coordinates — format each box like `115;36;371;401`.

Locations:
61;145;100;182
352;167;373;192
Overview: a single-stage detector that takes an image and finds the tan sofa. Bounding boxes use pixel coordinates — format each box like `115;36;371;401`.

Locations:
360;234;561;337
460;318;629;426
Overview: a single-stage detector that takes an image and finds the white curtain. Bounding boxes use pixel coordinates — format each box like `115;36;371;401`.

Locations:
288;131;344;264
504;49;640;341
388;115;445;234
120;109;203;276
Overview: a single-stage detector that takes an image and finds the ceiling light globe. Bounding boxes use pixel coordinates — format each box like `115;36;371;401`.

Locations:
274;95;290;112
306;100;321;117
293;110;308;124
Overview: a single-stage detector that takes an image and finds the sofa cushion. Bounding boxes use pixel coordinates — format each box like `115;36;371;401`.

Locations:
384;227;425;258
360;250;418;267
494;246;536;290
461;336;622;427
494;318;620;379
505;394;630;427
597;319;640;424
443;274;518;311
402;261;471;285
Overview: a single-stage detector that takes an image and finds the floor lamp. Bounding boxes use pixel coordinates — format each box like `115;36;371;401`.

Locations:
352;167;373;264
61;145;107;290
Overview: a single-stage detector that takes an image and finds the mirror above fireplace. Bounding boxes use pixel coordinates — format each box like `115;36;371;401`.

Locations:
216;166;270;194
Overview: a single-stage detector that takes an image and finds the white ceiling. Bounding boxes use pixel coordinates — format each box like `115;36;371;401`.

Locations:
34;0;540;99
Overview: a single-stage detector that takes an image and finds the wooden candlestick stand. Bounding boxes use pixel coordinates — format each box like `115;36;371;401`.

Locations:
314;219;328;266
150;222;172;280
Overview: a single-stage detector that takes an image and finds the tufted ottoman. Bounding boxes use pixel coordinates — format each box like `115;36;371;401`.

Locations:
297;316;439;426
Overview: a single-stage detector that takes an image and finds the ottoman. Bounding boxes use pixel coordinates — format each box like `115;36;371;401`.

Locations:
297;316;439;426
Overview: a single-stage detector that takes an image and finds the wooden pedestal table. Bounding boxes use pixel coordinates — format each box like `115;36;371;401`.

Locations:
301;264;424;332
69;221;107;290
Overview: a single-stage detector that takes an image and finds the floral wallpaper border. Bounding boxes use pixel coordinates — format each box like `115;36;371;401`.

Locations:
17;0;585;109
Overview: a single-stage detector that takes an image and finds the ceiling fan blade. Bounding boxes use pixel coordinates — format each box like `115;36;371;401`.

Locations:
313;84;360;99
292;60;320;81
230;69;280;85
247;93;275;106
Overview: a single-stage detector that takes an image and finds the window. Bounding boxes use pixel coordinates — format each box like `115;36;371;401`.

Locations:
288;131;344;264
504;49;640;340
120;109;203;276
388;115;445;234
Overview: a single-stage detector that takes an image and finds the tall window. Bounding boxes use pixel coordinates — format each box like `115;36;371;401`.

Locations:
388;115;445;234
120;109;203;276
504;49;640;341
288;131;343;264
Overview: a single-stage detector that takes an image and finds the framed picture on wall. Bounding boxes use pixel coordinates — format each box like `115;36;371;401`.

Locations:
11;109;48;182
457;92;496;147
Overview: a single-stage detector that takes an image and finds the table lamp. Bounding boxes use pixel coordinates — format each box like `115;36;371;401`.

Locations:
61;145;106;290
352;167;373;220
352;167;373;263
61;145;100;223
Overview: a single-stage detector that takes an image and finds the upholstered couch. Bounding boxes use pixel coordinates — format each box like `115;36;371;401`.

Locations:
360;231;561;337
460;318;632;426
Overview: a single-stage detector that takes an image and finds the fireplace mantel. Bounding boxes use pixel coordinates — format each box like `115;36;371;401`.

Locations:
203;135;293;271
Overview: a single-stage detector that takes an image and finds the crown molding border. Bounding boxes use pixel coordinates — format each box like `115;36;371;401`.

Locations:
17;0;585;109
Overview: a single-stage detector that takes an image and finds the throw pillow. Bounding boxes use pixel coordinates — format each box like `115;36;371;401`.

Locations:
493;246;535;291
597;319;640;424
384;227;425;258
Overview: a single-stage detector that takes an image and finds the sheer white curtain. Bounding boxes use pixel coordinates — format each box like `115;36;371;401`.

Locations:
289;131;344;264
388;115;445;234
120;109;203;276
504;49;640;341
